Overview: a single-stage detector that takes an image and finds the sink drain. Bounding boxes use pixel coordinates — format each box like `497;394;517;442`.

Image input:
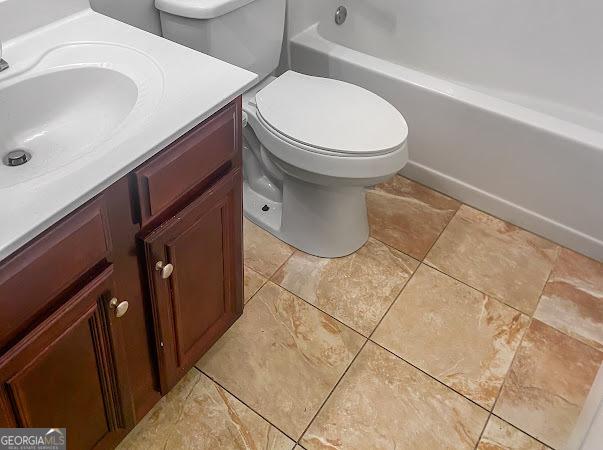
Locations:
3;150;32;167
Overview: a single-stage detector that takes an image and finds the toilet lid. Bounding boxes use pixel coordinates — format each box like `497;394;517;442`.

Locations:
255;71;408;156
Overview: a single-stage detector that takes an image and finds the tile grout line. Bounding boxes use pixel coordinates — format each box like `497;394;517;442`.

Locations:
364;340;557;448
485;316;536;439
262;200;456;339
422;261;530;317
473;414;490;450
371;195;563;325
366;173;461;264
366;197;461;264
244;277;267;305
192;365;299;443
368;233;422;263
419;198;463;262
245;249;296;306
417;199;559;318
530;247;559;320
425;259;599;352
273;281;372;337
268;240;422;340
243;265;269;305
414;201;528;315
489;410;556;449
294;338;371;446
479;255;562;450
395;175;461;208
267;249;296;283
369;339;489;413
367;261;424;341
415;194;565;321
488;250;557;409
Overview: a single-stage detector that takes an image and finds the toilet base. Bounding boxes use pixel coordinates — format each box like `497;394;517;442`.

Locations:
243;175;369;258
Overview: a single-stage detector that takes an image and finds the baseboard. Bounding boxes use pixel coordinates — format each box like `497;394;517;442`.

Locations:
401;161;603;262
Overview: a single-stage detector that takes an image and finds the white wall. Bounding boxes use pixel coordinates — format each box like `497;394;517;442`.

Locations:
90;0;161;35
278;0;323;71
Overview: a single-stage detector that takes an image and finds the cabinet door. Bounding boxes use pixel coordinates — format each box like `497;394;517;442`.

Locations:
143;169;243;392
0;266;131;450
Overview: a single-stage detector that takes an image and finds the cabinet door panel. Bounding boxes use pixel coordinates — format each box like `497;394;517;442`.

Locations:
170;209;225;358
0;267;129;450
7;317;110;447
144;169;243;392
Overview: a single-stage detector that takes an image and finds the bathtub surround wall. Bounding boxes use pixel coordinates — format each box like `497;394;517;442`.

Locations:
286;0;603;261
90;0;161;35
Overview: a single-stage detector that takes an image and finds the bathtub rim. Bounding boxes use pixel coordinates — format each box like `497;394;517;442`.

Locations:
292;24;603;152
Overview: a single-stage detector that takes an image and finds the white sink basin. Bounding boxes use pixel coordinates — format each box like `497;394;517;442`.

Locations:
0;43;164;187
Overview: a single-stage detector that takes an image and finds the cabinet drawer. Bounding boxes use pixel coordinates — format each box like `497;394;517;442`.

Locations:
135;100;241;226
0;197;111;351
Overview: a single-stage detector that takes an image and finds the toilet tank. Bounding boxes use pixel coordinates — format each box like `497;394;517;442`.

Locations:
156;0;286;79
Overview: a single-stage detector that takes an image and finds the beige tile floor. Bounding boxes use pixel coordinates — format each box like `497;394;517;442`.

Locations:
119;176;603;450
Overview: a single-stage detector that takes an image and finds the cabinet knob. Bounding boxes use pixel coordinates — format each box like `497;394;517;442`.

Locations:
109;298;129;318
155;261;174;279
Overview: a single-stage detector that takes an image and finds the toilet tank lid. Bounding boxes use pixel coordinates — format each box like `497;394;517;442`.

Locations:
155;0;257;19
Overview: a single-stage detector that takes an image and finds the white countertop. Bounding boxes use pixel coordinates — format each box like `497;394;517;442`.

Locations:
0;6;257;260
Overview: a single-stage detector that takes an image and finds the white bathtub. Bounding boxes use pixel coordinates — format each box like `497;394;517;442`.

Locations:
288;0;603;261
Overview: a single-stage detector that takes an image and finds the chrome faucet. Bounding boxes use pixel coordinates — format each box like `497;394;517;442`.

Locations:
0;41;9;72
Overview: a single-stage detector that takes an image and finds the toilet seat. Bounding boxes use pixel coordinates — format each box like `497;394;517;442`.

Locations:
247;104;408;183
255;71;408;157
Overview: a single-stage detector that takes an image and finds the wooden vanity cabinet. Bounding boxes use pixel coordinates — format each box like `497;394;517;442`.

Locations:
0;98;244;448
135;100;244;393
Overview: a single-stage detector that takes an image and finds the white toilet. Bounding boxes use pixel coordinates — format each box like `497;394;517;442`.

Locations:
156;0;409;257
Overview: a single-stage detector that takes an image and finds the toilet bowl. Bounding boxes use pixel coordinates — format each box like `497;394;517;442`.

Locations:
242;71;408;257
156;0;409;257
